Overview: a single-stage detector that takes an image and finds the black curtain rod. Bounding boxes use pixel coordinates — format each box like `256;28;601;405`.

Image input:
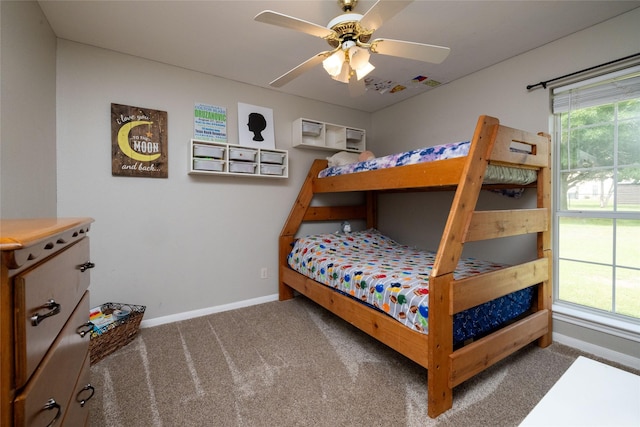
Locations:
526;52;640;91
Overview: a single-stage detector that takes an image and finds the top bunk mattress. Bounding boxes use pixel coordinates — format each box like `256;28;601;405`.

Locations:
319;141;537;185
288;229;534;344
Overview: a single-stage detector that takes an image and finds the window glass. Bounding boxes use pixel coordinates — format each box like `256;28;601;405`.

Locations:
558;217;612;264
616;168;640;213
617;219;640;268
558;260;612;312
554;67;640;322
615;267;640;318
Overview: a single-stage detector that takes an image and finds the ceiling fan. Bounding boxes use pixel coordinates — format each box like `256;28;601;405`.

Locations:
254;0;450;94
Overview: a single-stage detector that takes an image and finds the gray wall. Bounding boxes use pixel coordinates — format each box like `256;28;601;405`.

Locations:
54;40;369;320
1;1;57;218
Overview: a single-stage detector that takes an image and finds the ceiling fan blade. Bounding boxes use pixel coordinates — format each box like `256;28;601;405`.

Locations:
349;74;366;97
359;0;413;31
269;52;330;87
370;38;451;64
255;10;336;39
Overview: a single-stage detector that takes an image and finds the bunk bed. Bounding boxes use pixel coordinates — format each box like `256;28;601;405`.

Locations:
279;115;552;418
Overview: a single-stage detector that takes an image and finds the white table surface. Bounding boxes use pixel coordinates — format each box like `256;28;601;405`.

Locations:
519;356;640;426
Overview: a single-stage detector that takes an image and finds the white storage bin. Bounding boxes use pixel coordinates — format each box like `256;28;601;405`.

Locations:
229;147;257;162
193;144;224;159
346;129;364;142
260;164;286;176
193;159;224;172
260;151;285;164
302;121;323;137
229;161;257;174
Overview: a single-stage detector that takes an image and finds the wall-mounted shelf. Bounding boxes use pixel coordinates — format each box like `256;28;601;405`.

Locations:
189;139;288;178
292;118;365;153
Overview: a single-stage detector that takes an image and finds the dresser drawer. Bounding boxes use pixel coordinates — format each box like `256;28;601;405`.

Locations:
61;352;93;427
14;292;91;426
14;237;92;387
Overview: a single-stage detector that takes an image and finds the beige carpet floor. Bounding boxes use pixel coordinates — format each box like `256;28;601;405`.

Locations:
88;296;630;426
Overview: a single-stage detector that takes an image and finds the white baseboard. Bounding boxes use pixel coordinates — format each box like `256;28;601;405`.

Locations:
139;293;279;328
553;332;640;370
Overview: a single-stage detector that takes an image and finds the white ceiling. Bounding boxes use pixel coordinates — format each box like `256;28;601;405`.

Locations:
38;0;640;113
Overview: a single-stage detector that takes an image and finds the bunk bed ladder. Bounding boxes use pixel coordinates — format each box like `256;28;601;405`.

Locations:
427;115;499;416
427;116;552;417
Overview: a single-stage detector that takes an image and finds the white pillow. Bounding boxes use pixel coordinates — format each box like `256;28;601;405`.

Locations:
327;151;360;167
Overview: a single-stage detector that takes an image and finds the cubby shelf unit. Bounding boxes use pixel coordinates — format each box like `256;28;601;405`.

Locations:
188;139;288;178
292;118;366;153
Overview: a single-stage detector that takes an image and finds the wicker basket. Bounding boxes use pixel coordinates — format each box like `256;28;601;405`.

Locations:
89;302;145;365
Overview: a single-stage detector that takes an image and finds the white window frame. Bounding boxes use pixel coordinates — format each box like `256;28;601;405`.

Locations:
551;65;640;342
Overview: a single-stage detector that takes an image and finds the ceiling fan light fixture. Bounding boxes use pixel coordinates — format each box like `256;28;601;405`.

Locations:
322;50;344;76
348;45;368;69
348;45;374;80
332;61;351;83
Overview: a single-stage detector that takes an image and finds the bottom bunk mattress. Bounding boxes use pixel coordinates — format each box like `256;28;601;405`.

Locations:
288;229;533;345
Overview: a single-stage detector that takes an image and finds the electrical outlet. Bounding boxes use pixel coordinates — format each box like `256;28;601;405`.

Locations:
260;267;268;279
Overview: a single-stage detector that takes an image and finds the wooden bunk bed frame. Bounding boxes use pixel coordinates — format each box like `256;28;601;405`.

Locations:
279;115;552;418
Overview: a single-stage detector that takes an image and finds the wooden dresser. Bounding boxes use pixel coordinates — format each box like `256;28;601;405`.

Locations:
1;218;95;426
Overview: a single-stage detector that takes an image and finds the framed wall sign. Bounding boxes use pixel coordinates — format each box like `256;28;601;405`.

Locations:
194;103;227;142
111;103;168;178
237;103;275;149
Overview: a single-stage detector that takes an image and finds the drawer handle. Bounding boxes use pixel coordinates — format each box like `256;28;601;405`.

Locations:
30;299;61;326
77;322;94;338
79;261;95;272
76;383;95;407
42;398;62;427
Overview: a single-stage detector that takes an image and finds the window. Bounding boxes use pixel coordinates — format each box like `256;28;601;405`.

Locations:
552;66;640;328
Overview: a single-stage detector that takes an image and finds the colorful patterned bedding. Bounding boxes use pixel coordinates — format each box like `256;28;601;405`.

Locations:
319;141;537;186
288;229;534;345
